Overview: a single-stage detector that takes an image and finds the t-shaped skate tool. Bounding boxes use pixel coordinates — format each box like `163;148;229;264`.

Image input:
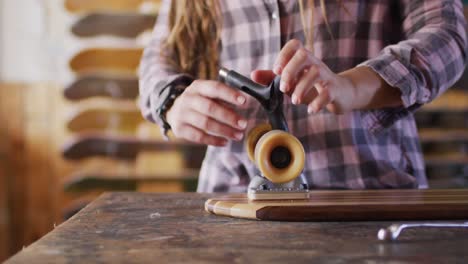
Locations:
219;67;309;200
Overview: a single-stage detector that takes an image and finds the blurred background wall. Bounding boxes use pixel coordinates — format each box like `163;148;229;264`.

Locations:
0;0;206;261
1;0;55;82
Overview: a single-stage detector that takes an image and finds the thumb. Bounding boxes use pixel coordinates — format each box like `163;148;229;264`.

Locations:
250;70;276;86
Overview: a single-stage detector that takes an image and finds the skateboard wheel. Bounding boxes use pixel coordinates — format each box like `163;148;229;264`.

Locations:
254;130;305;184
245;123;272;162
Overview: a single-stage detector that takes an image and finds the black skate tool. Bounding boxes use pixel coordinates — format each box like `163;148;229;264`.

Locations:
219;67;310;200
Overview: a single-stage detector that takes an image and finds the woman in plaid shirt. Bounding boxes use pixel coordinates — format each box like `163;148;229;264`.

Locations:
139;1;467;192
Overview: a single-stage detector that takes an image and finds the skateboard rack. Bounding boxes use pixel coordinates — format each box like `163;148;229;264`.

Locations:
60;0;206;220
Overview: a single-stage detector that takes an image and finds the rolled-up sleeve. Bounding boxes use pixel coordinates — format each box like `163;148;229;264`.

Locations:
359;0;467;133
138;0;193;129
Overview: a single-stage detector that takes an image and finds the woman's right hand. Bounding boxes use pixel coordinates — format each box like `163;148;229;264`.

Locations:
166;80;248;146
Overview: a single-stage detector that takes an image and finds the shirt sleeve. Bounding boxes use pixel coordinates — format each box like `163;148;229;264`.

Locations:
358;0;467;133
138;0;194;134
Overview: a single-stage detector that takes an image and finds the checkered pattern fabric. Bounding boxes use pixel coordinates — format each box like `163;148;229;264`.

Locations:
139;0;467;192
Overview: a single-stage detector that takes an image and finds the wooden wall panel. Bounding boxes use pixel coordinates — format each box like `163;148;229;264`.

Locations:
23;83;57;243
0;85;9;262
0;84;26;259
0;165;7;262
0;83;61;260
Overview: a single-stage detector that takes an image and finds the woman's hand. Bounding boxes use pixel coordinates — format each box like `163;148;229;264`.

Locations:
252;39;357;114
166;80;248;146
252;39;402;113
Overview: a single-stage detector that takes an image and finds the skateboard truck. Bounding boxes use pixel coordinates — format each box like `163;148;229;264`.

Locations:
219;67;309;200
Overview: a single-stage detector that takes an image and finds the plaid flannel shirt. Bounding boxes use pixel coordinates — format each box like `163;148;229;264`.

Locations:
139;0;467;192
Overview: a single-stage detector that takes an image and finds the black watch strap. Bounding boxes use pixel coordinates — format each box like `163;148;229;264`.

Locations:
156;84;188;140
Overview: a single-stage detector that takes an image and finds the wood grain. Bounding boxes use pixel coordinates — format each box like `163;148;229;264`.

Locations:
206;189;468;221
6;192;468;263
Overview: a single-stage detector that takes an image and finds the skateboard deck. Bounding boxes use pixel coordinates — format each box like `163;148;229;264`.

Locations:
63;170;199;193
205;189;468;221
72;13;156;38
64;74;139;101
62;133;206;160
421;90;468;112
65;0;161;14
69;48;142;75
66;107;143;134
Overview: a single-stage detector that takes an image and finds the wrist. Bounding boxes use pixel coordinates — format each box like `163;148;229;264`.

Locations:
165;103;176;128
158;86;185;134
337;69;363;111
339;66;402;110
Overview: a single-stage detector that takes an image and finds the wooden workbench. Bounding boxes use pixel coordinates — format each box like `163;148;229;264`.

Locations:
6;192;468;263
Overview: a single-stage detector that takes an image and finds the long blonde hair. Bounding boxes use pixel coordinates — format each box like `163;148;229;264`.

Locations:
163;0;344;80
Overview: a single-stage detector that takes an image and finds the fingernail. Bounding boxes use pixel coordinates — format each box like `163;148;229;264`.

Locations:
307;106;313;114
292;94;298;105
273;65;282;74
280;81;288;93
237;119;247;129
237;96;246;105
235;132;244;140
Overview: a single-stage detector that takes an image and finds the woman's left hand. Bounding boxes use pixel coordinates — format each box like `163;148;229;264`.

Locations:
251;39;357;114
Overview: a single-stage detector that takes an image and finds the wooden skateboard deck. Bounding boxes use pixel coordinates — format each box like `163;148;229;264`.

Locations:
420;90;468;112
69;48;142;75
205;189;468;221
61;133;206;161
64;74;139;101
63;170;199;193
71;13;156;38
65;0;161;14
66;107;143;134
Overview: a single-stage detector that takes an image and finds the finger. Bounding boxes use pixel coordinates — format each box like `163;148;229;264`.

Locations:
302;85;319;106
250;70;276;86
308;82;333;114
182;111;244;141
187;95;247;130
178;124;228;146
191;80;247;106
273;39;303;75
291;65;320;105
280;47;311;93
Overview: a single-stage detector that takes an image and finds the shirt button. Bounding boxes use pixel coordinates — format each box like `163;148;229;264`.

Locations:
271;12;278;20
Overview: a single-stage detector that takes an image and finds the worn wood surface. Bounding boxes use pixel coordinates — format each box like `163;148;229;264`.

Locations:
6;192;468;263
206;189;468;221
